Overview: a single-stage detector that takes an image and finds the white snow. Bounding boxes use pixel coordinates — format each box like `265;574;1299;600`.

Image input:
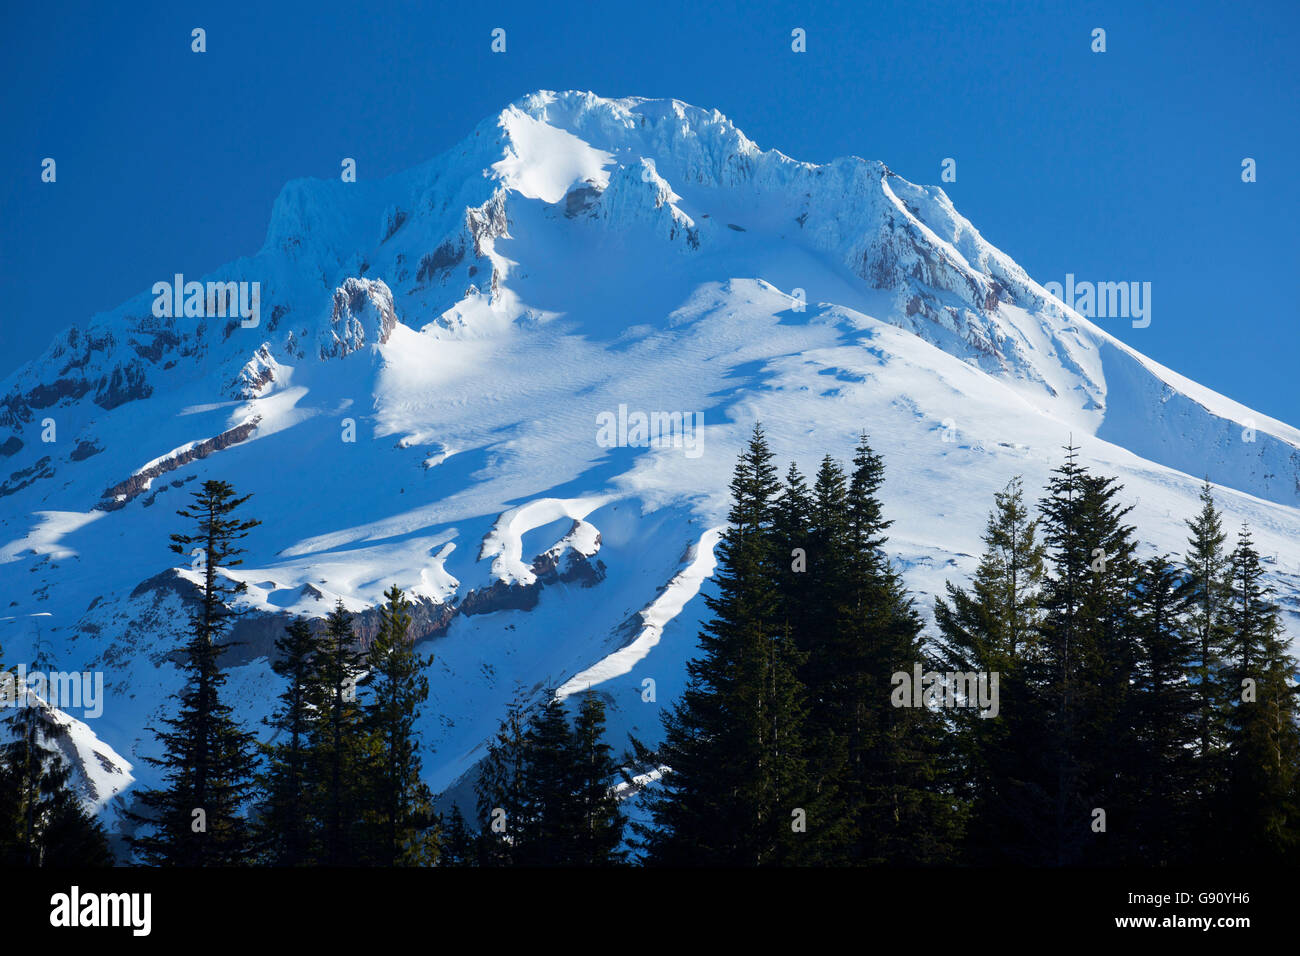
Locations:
0;90;1297;813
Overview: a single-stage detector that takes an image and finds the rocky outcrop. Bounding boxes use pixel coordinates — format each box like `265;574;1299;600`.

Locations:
97;417;261;510
318;278;399;359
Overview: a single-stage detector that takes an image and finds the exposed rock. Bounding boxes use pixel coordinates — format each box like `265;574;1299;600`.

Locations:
318;278;398;359
70;439;102;461
0;455;54;498
97;417;261;509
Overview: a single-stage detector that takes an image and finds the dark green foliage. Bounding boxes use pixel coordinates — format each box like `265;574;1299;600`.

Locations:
438;805;475;866
357;585;438;865
127;480;260;866
1219;527;1300;862
1127;555;1199;863
475;700;528;866
0;643;112;867
474;692;625;866
307;599;367;866
255;618;320;865
643;424;814;866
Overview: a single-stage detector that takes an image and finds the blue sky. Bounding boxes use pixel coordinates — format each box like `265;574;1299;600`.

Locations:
2;0;1296;423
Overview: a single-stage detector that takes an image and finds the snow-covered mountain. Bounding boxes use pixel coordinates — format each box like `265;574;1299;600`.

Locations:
2;90;1298;824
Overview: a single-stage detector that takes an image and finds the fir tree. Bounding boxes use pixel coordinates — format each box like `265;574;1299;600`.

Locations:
517;696;578;865
308;599;367;866
1127;555;1199;863
644;423;812;866
845;433;961;864
1180;481;1233;766
1035;448;1140;864
438;805;476;866
569;692;626;866
255;618;319;865
1219;527;1300;862
127;480;260;866
358;585;438;865
934;476;1046;863
475;699;529;865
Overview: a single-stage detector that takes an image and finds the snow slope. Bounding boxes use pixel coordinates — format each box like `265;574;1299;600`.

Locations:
1;90;1297;823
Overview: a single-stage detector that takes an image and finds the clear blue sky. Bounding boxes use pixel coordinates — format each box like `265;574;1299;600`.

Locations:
2;0;1296;424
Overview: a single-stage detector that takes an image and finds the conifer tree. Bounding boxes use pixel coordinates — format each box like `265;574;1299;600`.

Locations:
308;599;367;866
772;462;814;654
1180;481;1233;766
358;585;438;865
644;423;812;866
934;476;1046;862
1035;449;1140;864
475;700;529;865
517;696;578;865
255;618;319;865
787;454;853;860
569;692;626;866
1127;555;1199;863
438;805;476;866
127;480;260;866
0;641;112;867
1219;527;1300;862
845;433;961;863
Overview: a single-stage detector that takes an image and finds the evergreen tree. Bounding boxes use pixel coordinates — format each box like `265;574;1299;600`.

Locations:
934;476;1046;862
475;700;529;865
127;480;260;866
845;433;961;864
569;692;626;866
255;618;320;865
1035;448;1140;864
517;696;578;865
1180;481;1233;767
0;640;112;867
308;599;367;866
772;462;814;656
644;423;812;866
358;585;438;865
1127;555;1199;864
1219;527;1300;862
438;805;476;866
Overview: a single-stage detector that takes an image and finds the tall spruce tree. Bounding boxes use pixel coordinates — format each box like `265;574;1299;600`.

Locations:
255;618;320;865
1035;448;1140;864
475;699;529;865
358;585;438;865
1180;481;1233;769
934;476;1046;863
1219;527;1300;862
516;696;578;865
127;480;260;866
570;692;626;866
844;433;961;863
1127;555;1199;864
308;599;367;865
644;424;812;866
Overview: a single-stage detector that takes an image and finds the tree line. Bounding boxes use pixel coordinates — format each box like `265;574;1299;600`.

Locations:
3;426;1298;866
634;425;1300;865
